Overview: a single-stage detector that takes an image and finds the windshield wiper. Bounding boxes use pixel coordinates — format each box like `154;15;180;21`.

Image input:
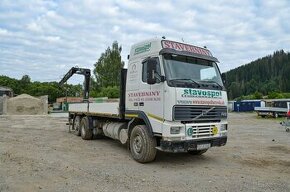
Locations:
200;80;223;90
169;78;200;87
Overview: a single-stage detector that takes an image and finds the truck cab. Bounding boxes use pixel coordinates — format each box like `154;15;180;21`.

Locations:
125;38;228;154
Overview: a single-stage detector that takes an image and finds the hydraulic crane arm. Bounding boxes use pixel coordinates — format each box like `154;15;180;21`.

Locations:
59;67;91;102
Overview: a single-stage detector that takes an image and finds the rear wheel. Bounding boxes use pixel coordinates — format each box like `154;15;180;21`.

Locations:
188;149;208;155
130;125;157;163
72;116;81;136
80;117;93;140
274;112;279;118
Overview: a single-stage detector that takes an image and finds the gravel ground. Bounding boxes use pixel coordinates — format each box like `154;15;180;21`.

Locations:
0;113;289;192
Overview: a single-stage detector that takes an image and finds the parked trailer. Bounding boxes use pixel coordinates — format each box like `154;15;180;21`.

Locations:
255;100;290;118
62;38;229;163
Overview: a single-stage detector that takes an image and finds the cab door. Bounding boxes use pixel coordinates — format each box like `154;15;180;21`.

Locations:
138;57;164;133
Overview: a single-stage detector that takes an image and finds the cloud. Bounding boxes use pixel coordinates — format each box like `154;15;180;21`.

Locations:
0;0;290;84
27;22;42;32
0;28;9;35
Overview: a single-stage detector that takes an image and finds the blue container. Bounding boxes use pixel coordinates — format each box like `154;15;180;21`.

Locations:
234;100;261;112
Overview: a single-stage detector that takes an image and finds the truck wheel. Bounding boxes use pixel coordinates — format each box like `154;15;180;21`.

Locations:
72;116;81;136
188;149;208;155
130;125;157;163
274;112;279;118
80;117;93;140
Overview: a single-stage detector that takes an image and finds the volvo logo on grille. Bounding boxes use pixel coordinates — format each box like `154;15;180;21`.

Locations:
194;107;215;120
201;107;215;116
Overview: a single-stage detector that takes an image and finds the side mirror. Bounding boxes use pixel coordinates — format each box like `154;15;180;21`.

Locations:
221;73;226;84
147;58;157;85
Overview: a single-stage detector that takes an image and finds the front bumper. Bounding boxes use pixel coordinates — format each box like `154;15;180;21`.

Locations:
159;136;227;153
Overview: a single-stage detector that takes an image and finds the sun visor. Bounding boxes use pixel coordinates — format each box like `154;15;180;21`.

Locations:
159;40;219;62
159;48;219;63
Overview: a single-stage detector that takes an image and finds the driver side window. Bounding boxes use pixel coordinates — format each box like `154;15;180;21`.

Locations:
142;57;161;83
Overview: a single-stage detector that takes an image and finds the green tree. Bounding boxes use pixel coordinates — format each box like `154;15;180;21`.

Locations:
228;82;241;99
20;75;31;84
93;41;124;88
96;86;120;98
253;91;263;99
20;75;31;93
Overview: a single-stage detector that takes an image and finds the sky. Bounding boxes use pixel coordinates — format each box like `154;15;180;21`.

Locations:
0;0;290;84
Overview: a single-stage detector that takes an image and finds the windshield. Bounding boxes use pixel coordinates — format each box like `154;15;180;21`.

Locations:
163;54;224;90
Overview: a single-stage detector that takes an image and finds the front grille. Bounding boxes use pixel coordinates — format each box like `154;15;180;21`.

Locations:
192;125;214;138
173;105;227;122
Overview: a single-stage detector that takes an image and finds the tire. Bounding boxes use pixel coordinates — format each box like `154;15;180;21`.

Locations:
130;125;157;163
274;112;279;118
72;116;81;136
80;117;93;140
188;149;208;155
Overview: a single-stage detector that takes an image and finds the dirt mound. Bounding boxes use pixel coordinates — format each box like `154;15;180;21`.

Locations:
7;94;45;115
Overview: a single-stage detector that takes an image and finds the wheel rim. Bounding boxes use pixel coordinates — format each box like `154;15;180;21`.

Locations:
81;124;85;136
133;134;143;154
74;118;80;131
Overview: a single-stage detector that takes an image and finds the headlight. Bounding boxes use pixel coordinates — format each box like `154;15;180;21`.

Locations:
170;126;181;134
220;124;228;131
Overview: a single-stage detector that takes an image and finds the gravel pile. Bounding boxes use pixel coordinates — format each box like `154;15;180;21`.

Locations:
7;94;45;115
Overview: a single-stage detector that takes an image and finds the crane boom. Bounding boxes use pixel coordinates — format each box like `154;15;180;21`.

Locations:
59;67;91;102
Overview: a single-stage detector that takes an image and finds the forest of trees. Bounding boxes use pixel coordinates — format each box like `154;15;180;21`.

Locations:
0;75;82;102
224;50;290;100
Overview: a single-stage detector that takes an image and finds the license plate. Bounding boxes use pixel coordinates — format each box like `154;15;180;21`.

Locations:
197;143;211;150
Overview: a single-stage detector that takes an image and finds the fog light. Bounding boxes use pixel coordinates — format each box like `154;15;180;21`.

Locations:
220;124;227;131
170;127;181;134
212;126;218;135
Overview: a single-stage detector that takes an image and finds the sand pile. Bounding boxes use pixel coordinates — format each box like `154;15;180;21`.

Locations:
7;94;45;115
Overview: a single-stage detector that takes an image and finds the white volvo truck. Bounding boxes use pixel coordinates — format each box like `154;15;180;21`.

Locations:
63;38;228;163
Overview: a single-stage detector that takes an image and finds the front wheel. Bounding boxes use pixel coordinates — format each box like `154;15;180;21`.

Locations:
130;125;157;163
188;149;208;155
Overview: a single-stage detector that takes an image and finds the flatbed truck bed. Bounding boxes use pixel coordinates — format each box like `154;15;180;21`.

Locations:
254;107;288;118
69;102;120;118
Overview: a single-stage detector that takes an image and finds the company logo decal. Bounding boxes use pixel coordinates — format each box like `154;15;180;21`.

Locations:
134;43;151;55
128;91;161;102
162;40;212;56
187;127;193;136
182;89;222;99
177;100;225;105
